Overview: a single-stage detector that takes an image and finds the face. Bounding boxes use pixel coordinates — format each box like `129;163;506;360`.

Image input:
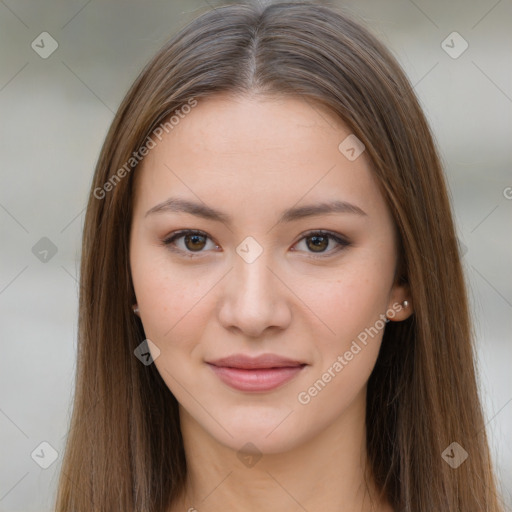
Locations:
129;94;411;454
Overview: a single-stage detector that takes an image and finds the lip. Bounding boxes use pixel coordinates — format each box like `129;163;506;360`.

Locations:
206;354;307;392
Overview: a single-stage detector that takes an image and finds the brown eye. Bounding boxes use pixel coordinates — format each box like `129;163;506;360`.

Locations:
163;230;217;257
293;230;350;258
184;233;207;251
306;234;329;252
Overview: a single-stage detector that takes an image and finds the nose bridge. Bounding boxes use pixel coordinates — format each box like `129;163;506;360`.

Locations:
218;238;290;336
231;242;277;306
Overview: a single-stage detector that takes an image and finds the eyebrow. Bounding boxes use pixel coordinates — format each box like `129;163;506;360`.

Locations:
145;197;367;224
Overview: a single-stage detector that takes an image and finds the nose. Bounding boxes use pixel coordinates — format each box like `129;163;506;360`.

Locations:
217;249;292;338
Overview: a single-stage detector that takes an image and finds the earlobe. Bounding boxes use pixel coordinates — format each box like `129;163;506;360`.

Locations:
386;280;414;321
132;304;140;317
386;298;413;322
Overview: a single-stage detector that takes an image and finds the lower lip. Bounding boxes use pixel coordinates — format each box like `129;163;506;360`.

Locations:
207;364;305;392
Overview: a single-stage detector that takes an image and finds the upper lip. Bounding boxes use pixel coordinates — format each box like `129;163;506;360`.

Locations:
207;354;306;370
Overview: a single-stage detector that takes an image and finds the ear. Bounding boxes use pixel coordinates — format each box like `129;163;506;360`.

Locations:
132;303;141;317
386;283;413;322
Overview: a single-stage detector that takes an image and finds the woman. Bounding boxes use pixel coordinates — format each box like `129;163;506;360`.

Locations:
54;2;504;511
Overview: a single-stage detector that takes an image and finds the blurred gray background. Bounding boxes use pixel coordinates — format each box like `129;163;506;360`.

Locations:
0;0;511;510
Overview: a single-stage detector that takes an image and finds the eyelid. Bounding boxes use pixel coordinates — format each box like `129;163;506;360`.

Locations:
162;229;220;257
162;229;351;258
293;229;351;258
163;228;210;244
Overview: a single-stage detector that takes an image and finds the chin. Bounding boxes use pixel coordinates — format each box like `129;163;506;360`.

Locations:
202;407;318;456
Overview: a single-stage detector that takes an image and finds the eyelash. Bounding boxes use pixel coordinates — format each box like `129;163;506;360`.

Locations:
162;229;351;259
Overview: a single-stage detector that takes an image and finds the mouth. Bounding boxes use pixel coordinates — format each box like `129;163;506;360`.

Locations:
206;354;307;392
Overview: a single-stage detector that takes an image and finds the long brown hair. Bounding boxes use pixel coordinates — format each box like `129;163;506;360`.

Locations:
54;2;504;511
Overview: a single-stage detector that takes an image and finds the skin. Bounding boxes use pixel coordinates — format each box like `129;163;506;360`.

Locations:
129;93;413;512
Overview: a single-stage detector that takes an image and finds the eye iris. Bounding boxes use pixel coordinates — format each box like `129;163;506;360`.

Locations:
185;233;206;251
307;234;328;252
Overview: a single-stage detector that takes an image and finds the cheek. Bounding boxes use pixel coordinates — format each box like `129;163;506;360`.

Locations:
304;284;387;393
292;269;391;434
298;256;394;348
134;271;198;339
130;242;218;354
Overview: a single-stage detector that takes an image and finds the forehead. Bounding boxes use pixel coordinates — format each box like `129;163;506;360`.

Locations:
133;94;387;225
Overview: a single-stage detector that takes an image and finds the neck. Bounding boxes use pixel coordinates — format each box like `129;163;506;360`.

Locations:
171;389;392;512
